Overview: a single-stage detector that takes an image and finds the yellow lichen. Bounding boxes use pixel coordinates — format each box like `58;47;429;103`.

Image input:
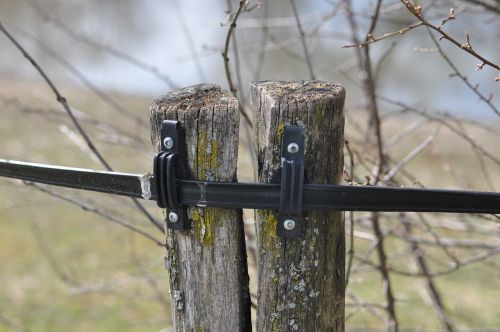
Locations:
258;210;278;251
191;207;222;247
276;122;285;140
274;122;286;164
194;323;208;332
196;131;219;180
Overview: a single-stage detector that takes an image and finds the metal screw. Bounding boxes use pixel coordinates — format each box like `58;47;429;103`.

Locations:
283;219;296;231
164;137;174;149
287;143;299;154
168;211;179;223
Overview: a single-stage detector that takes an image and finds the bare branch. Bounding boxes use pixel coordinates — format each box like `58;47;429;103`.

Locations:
383;135;435;182
11;25;148;127
345;140;356;286
25;0;178;88
342;21;423;48
401;214;456;331
172;0;207;82
401;0;500;75
0;21;163;232
370;212;399;332
222;0;253;127
290;0;316;79
426;28;500;116
25;182;164;246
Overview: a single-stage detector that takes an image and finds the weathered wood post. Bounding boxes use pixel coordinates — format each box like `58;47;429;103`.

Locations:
150;84;251;331
251;81;345;331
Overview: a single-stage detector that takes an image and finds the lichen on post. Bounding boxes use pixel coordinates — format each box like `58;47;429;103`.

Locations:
250;81;346;331
150;84;251;331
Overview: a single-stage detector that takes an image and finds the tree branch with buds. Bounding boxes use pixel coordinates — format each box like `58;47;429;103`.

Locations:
401;0;500;78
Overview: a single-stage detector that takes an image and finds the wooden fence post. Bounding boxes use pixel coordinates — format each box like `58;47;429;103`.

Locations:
150;84;251;331
250;81;346;331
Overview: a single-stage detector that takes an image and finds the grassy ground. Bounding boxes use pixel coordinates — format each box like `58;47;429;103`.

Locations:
0;82;169;331
0;81;499;331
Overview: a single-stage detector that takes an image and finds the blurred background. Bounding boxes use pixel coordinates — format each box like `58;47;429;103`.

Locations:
0;0;499;331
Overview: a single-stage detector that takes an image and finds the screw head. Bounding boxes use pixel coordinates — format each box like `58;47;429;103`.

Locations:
168;211;179;223
283;219;296;231
287;143;299;154
163;137;175;149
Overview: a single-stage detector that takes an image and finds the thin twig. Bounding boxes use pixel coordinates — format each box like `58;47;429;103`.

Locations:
357;244;500;278
345;140;356;287
383;135;434;182
383;118;430;153
401;0;500;74
26;182;164;246
342;21;423;48
426;29;500;117
172;0;207;82
0;21;111;169
379;96;500;167
0;95;147;151
393;233;500;250
25;0;178;88
345;0;386;182
401;214;456;331
346;0;398;328
252;0;269;81
11;25;148;127
31;221;77;285
222;0;253;127
363;0;386;183
346;291;387;322
226;0;247;107
371;212;399;332
290;0;316;79
0;21;163;232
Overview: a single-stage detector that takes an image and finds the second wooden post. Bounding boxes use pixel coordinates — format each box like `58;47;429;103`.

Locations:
251;81;346;331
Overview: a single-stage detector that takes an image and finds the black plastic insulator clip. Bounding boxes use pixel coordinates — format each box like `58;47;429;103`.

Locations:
277;126;305;238
153;120;189;230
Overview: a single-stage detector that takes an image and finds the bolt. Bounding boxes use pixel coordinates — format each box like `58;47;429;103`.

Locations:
283;219;296;231
168;211;179;223
287;143;299;154
164;137;174;149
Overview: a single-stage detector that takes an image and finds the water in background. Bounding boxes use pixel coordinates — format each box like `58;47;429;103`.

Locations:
0;0;498;118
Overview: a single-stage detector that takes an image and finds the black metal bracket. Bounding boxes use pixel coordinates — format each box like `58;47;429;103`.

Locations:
277;126;306;238
153;122;307;237
153;120;189;230
7;124;500;239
